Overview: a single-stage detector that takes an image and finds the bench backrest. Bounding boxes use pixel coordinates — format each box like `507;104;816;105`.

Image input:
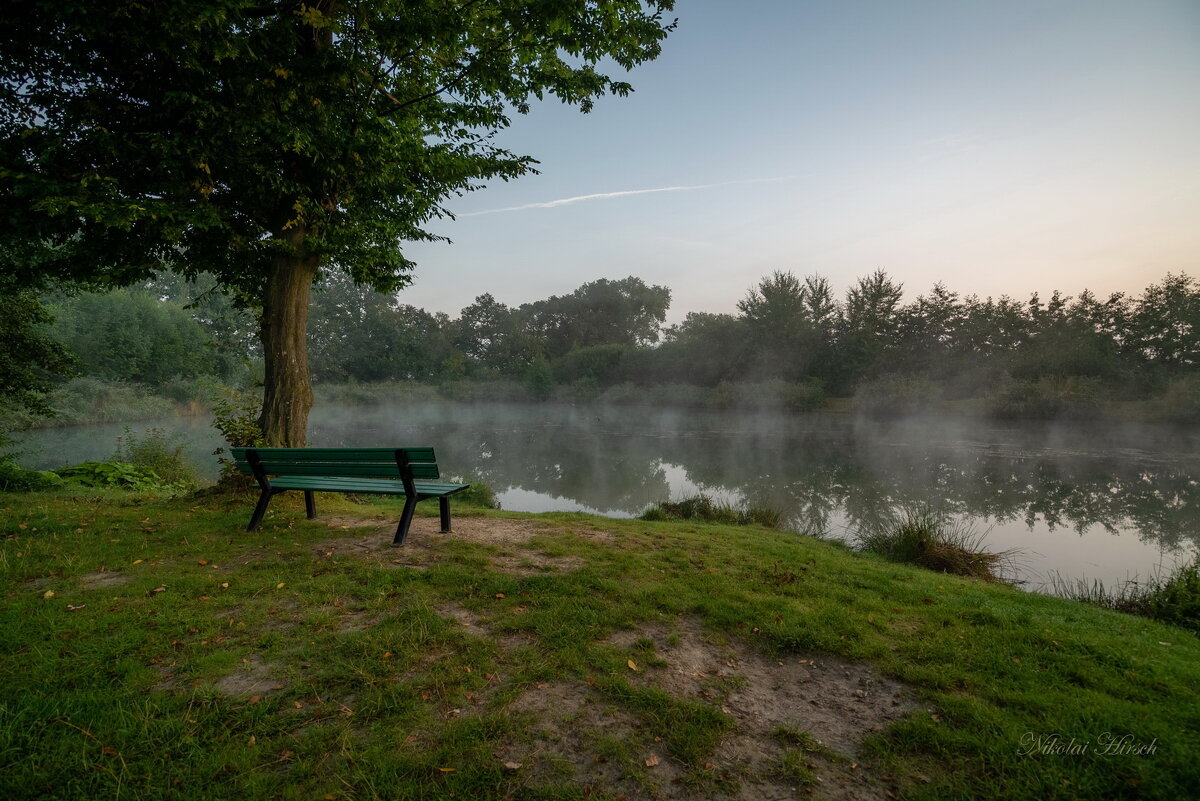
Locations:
229;447;441;480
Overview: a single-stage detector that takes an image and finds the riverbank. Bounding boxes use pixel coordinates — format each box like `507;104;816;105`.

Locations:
2;487;1196;800
5;375;1198;434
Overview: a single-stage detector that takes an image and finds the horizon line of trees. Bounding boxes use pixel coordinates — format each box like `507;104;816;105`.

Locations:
31;268;1200;408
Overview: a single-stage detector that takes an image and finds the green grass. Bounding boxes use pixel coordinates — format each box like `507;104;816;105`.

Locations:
1;486;1198;800
1048;559;1200;634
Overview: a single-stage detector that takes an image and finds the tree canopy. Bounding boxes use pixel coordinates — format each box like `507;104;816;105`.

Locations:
1;0;676;443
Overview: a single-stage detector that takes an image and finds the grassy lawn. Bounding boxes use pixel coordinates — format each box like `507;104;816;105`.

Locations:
1;487;1197;800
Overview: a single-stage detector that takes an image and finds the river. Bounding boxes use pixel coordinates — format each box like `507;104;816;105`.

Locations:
14;401;1200;592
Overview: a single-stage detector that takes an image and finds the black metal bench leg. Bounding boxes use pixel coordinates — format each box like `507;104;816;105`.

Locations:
392;495;418;547
439;496;452;533
304;490;316;519
247;488;276;531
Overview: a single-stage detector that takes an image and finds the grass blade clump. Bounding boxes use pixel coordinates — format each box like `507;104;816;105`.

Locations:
641;493;783;528
856;506;1013;582
113;426;202;488
1048;559;1200;634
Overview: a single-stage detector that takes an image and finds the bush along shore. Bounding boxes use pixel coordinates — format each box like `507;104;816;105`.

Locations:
1;483;1197;801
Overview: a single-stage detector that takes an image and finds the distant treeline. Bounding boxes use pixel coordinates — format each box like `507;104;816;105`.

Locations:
33;269;1200;422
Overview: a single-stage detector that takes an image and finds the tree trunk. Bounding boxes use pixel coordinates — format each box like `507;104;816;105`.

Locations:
258;231;318;446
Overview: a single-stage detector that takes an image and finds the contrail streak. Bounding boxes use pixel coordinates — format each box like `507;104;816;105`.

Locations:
461;175;793;217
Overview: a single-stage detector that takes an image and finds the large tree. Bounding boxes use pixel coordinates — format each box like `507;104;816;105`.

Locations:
1;0;675;444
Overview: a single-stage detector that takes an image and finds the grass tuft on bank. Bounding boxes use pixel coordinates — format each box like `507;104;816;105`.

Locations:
641;494;783;528
855;506;1016;583
1;486;1197;800
1048;559;1200;635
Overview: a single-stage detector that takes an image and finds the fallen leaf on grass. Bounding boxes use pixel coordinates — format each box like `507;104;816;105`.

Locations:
100;746;119;757
645;754;660;767
438;767;454;773
503;761;522;770
132;560;143;565
276;583;285;589
43;590;55;599
627;659;639;672
67;604;85;611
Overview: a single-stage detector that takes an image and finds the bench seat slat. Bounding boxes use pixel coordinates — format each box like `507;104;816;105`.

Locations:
270;475;468;497
244;462;435;479
231;447;437;462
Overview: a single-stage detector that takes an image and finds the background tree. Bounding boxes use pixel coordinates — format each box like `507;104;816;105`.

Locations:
736;271;809;379
838;269;903;387
520;276;671;359
49;289;225;386
453;293;535;375
1;1;676;444
0;276;75;424
1125;273;1200;369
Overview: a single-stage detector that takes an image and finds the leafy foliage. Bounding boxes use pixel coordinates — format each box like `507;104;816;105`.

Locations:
48;289;227;386
55;461;167;491
2;0;677;444
0;279;75;421
0;459;65;492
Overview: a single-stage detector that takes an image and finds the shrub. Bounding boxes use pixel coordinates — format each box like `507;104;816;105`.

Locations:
210;387;264;484
113;426;202;488
0;377;177;431
1153;376;1200;424
0;458;65;491
853;376;941;419
987;376;1106;421
524;358;555;401
56;460;166;491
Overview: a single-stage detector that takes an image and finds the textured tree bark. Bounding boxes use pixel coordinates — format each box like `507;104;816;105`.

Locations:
258;230;318;446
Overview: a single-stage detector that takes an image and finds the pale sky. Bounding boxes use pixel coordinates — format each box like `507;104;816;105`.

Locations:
398;0;1200;323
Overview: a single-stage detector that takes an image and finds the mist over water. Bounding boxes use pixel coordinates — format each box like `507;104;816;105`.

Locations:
16;402;1200;590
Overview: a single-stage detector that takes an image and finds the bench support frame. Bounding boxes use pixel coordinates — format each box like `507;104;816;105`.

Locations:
241;448;459;546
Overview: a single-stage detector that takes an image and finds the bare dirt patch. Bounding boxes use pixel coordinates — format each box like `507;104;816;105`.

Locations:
434;600;493;636
490;552;586;576
608;618;917;800
79;570;131;589
500;681;684;797
213;653;285;697
311;515;587;576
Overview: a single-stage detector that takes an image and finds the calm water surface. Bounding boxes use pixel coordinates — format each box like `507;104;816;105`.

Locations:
16;402;1200;591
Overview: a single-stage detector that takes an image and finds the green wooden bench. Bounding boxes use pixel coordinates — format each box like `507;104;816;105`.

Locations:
230;447;470;546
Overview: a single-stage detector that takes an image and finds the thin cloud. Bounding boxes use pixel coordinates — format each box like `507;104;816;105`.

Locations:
461;175;793;217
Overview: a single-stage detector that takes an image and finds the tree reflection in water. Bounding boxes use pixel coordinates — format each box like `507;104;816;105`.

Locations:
309;403;1200;560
